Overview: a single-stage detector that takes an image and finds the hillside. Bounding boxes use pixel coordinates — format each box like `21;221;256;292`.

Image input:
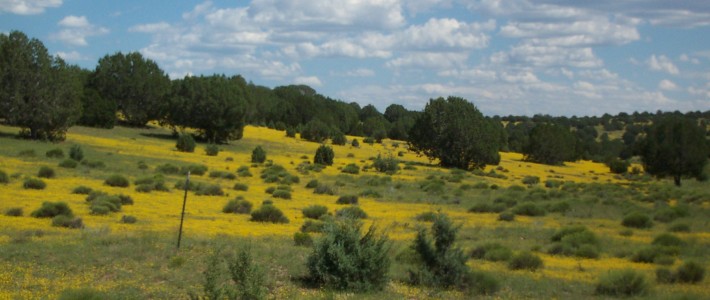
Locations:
0;124;708;299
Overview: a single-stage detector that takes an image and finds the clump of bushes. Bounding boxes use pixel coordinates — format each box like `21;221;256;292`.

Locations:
69;145;84;161
373;155;399;174
223;197;253;214
205;144;219;156
305;179;319;189
314;184;336;195
237;166;252;177
120;215;138;224
251;146;266;163
81;160;105;169
498;212;515;222
260;165;299;185
302;205;328;219
653;205;689;223
134;175;169;193
4;207;23;217
508;252;543;271
156;163;179;174
513;203;546;216
336;206;368;219
607;159;629;174
233;183;249;191
105;174;129;187
468;202;506;213
668;222;690;233
548;226;600;259
657;261;706;284
336;195;358;205
595;269;648;297
314;145;335;166
31;201;73;218
341;163;360;174
209;170;236;180
521;176;540;186
37;166;56;178
23;178;46;190
195;184;224;196
622;212;653;229
191;247;266;300
414;211;438;222
180;164;208;176
301;219;326;233
176;133;196;152
250;204;289;223
306;220;390;291
58;159;78;168
89;195;122;215
51;215;84;229
470;243;513;262
45;148;64;158
294;232;314;247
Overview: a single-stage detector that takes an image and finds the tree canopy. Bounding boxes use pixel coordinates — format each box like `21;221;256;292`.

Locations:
639;115;709;186
408;96;501;170
522;123;576;165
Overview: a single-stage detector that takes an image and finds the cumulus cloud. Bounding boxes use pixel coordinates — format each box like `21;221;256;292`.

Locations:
129;22;172;33
0;0;61;15
387;52;468;69
659;79;678;91
55;50;85;61
52;15;108;46
647;55;679;75
294;75;322;87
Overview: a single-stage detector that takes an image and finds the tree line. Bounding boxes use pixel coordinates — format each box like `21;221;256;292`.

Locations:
1;30;708;185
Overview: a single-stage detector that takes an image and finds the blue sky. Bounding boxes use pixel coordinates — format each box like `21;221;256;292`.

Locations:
2;0;709;116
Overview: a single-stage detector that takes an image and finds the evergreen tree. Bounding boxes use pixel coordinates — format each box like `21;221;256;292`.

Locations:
523;123;576;165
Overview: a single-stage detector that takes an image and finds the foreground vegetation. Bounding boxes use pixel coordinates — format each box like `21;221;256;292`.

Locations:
0;123;708;299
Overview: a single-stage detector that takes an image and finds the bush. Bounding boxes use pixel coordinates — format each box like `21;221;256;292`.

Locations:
314;145;335;166
336;195;359;205
37;166;56;178
45;148;64;158
192;247;266;300
470;243;513;262
69;145;84;161
373;155;399;174
676;261;705;283
156;163;179;174
205;144;219;156
251;146;266;163
294;232;314;247
468;202;506;213
508;252;543;271
351;139;360;147
209;170;236;180
120;215;138;224
331;131;347;145
607;159;629;174
176;133;196;152
668;222;690;232
181;164;208;176
272;189;292;199
105;174;129;187
89;195;122;215
302;205;328;219
656;267;676;284
306;220;390;291
58;159;78;168
0;170;7;184
31;201;73;218
223;198;253;214
414;211;438;222
305;179;319;189
250;204;289;223
595;269;648;297
622;212;653;228
195;184;224;196
314;184;336;195
654;206;690;223
341;163;360;174
521;176;540;186
359;189;382;198
300;119;331;143
51;215;84;229
233;183;249;191
301;219;326;233
498;212;515;222
23;178;46;190
285;127;296;138
652;233;685;247
336;206;367;219
118;194;134;205
4;207;23;217
513;203;546;216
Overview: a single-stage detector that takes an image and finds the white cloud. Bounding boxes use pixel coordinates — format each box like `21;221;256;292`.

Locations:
500;17;639;47
52;15;108;46
0;0;61;15
493;44;602;68
659;79;678;91
129;22;172;33
335;68;375;77
55;50;85;61
647;55;679;75
386;52;468;69
396;18;495;50
294;76;322;87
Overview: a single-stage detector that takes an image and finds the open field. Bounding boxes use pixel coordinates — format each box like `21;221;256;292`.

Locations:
1;124;708;299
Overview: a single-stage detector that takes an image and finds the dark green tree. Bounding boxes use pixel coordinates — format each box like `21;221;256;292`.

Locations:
0;31;82;141
314;145;334;166
91;52;170;126
523;123;576;165
408;96;501;170
639;115;708;186
300;119;331;143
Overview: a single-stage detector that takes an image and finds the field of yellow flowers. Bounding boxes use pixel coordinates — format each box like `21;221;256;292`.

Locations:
0;124;708;299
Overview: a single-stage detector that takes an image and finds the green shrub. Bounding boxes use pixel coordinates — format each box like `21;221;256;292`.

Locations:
498;212;515;222
545;179;563;188
0;170;8;184
23;178;46;190
120;215;138;224
341;163;360;174
336;195;359;205
302;205;328;219
595;269;648;297
237;166;252;177
331;131;347;145
195;184;224;196
314;184;336;195
272;189;292;199
176;133;196;152
233;183;249;191
676;261;705;283
250;204;289;223
470;243;513;262
58;159;78;168
508;252;543;271
468;202;506;213
373;155;399;174
351;139;360;147
622;212;653;228
314;145;335;166
192;247;266;300
205;144;219;156
69;145;84;161
294;232;314;247
607;159;629;174
631;247;664;263
301;219;326;233
513;203;546;216
31;201;73;218
521;176;540;186
223;198;253;214
336;206;367;219
137;161;148;170
4;207;23;217
654;206;690;223
359;189;382;198
668;222;690;232
414;211;438;222
656;267;676;284
156;163;179;174
251;146;266;163
45;148;64;158
105;174;129;187
89;195;122;215
652;233;685;247
52;215;84;229
85;190;107;202
209;170;236;180
305;179;319;188
307;220;390;291
37;166;56;178
285;127;296;137
180;164;208;176
117;194;134;205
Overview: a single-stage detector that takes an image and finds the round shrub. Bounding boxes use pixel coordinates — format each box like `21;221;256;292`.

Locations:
294;232;314;247
0;170;8;184
314;145;335;166
508;252;543;271
195;184;224;196
373;155;399;174
331;131;347;145
272;189;292;199
233;183;249;191
471;243;513;262
89;195;122;215
341;163;360;174
205;144;219;156
622;212;653;229
314;184;336;195
37;166;56;178
250;204;289;223
521;176;540;186
302;205;328;219
120;215;138;224
607;159;629;174
51;215;84;229
45;148;64;158
513;203;546;216
676;261;705;283
105;174;129;187
498;212;515;222
668;222;690;233
468;203;506;213
118;194;133;205
72;186;93;194
135;184;153;193
156;163;179;174
69;145;84;161
223;198;253;214
181;164;208;176
652;233;685;247
251;146;266;163
595;269;648;297
176;133;196;152
58;159;78;168
351;139;360;147
23;178;46;190
336;195;359;205
305;179;319;189
4;207;23;217
31;201;73;218
336;206;368;219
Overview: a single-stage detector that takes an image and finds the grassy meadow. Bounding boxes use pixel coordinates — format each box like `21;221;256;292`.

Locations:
0;124;708;299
